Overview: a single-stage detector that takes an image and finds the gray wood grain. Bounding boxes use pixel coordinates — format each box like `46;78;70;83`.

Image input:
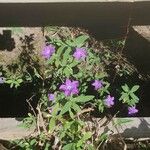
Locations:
0;1;148;27
0;118;35;140
0;0;150;3
0;117;150;140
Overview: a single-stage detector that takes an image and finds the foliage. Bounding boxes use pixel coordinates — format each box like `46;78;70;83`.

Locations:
1;28;140;149
5;75;23;88
119;84;139;106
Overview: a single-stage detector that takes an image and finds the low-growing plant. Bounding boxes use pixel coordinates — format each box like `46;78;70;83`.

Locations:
5;75;23;88
120;84;139;115
3;31;140;149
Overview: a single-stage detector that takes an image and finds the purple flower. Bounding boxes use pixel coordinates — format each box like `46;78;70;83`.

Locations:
128;106;138;115
0;77;5;84
42;44;55;59
73;48;87;60
48;93;55;101
104;95;114;107
92;80;103;90
59;79;79;96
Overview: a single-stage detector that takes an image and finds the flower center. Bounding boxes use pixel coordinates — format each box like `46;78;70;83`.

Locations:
67;85;72;90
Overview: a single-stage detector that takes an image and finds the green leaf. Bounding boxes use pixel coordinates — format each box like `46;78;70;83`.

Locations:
55;59;61;68
72;103;81;113
65;39;74;46
119;92;129;101
76;140;83;148
57;68;63;75
74;95;94;103
51;103;59;117
17;79;23;83
98;101;104;113
63;67;73;78
69;109;74;119
62;47;72;66
87;145;96;150
34;68;42;79
82;132;92;141
10;83;14;88
49;117;56;133
30;139;36;146
54;39;66;46
61;101;72;115
99;133;108;142
44;143;51;150
15;82;20;88
131;85;139;93
130;93;139;101
77;132;92;148
5;79;12;84
69;60;79;68
56;45;66;57
47;54;56;64
122;84;129;92
62;143;75;150
128;99;138;106
74;35;89;47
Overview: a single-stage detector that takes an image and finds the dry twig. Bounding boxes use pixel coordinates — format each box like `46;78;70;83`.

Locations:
26;94;36;117
37;105;47;133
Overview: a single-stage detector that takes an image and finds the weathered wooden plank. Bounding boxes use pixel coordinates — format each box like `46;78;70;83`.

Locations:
0;117;150;140
133;26;150;41
0;118;35;140
124;25;150;77
0;0;129;2
109;117;150;138
0;27;44;67
86;117;150;139
0;0;150;3
0;1;149;27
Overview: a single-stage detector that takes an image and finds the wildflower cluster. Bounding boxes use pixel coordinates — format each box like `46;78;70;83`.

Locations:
42;40;139;116
14;34;140;150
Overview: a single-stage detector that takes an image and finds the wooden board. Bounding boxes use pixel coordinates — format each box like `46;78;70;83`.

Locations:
0;1;149;27
0;118;35;140
133;26;150;41
0;0;150;3
0;117;150;140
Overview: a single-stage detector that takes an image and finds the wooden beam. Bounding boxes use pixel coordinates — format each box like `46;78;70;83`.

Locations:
0;1;149;27
0;0;135;3
0;118;35;140
0;117;150;140
0;0;150;3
